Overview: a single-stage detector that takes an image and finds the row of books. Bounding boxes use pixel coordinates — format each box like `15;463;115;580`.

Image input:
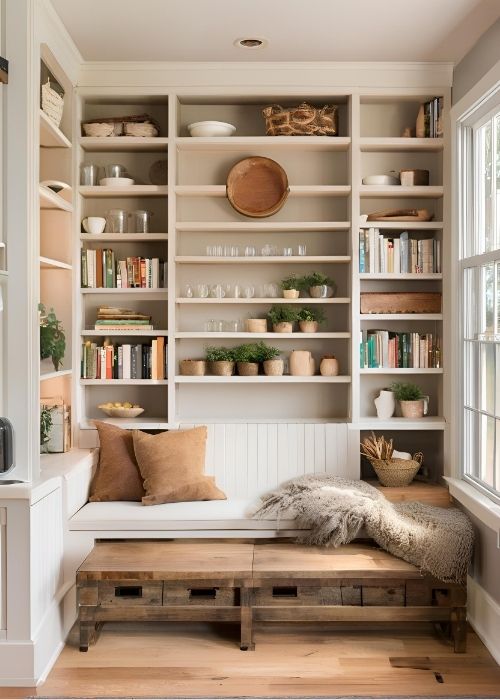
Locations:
94;306;154;331
81;339;167;380
81;249;167;289
422;97;443;138
360;330;441;369
359;229;441;274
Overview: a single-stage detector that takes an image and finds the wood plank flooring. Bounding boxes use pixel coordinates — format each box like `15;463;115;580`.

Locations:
2;621;499;698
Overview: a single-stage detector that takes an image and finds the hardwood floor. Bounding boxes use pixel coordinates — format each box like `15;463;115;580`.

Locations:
2;621;499;698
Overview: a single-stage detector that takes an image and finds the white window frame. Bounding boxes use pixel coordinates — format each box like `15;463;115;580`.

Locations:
448;60;500;527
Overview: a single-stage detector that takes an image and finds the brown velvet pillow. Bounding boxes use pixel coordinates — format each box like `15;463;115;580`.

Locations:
132;426;226;506
89;421;144;502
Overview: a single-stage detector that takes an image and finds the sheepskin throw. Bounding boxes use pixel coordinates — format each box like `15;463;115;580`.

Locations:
253;475;474;583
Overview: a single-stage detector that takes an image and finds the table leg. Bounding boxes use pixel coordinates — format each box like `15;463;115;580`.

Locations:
451;607;467;653
240;587;254;651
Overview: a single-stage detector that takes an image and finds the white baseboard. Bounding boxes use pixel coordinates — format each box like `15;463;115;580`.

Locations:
467;574;500;665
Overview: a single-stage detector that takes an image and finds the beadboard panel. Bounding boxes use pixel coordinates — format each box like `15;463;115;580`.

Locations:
30;489;64;634
0;507;5;632
181;422;351;498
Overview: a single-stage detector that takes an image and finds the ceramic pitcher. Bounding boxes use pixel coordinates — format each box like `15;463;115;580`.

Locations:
289;350;315;376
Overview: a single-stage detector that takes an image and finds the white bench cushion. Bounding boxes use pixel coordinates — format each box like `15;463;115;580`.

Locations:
69;499;303;532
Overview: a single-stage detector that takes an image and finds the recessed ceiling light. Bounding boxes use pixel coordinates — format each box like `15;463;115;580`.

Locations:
234;38;268;49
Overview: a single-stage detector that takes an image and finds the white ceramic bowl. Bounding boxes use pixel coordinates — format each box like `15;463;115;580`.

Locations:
98;405;144;418
362;174;400;186
188;121;236;137
99;177;135;187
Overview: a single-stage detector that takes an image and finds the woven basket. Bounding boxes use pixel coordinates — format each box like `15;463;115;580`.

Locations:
124;122;159;137
209;360;235;376
369;452;423;487
41;79;64;127
237;361;259;376
180;360;206;376
263;102;338;136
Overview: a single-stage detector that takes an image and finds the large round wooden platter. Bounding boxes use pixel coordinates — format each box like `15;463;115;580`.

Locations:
226;156;289;218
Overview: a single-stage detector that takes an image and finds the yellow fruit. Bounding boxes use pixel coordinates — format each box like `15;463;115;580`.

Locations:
113;402;122;407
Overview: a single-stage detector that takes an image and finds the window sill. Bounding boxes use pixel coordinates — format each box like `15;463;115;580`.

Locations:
445;477;500;532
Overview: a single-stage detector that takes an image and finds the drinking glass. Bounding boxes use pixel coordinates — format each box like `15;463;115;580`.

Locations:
233;284;242;298
231;246;240;257
297;244;307;256
206;245;216;256
131;210;153;233
244;246;256;257
80;163;99;186
268;283;280;298
105;164;126;179
261;244;273;256
282;247;293;256
183;284;194;298
196;284;209;298
243;285;255;298
106;209;128;234
211;284;225;298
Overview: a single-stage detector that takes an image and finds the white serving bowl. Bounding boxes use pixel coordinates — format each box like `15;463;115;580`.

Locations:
98;405;144;418
362;174;400;186
99;177;135;187
188;121;236;137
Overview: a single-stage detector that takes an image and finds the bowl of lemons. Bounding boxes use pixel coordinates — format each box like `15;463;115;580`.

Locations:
97;401;144;418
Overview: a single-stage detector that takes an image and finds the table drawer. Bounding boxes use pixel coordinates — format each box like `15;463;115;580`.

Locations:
254;585;344;606
163;585;239;606
97;580;163;607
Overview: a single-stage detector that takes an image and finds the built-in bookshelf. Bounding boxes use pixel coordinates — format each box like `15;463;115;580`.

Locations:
74;87;448;476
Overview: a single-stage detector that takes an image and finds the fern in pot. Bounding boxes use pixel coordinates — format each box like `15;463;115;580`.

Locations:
297;305;326;333
39;303;66;371
300;272;336;298
390;382;429;418
280;274;301;299
267;304;299;333
205;346;235;376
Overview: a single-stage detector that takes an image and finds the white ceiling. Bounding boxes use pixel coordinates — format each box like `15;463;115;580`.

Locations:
51;0;500;63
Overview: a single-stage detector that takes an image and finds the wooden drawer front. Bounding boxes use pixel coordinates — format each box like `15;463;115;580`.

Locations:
97;581;163;607
163;585;238;606
254;585;343;606
362;585;405;606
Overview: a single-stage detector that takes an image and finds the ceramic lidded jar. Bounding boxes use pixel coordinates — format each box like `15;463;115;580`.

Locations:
319;355;339;376
374;389;396;419
289;350;315;376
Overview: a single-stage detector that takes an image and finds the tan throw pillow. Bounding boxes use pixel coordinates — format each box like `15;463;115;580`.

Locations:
132;426;226;506
89;421;144;502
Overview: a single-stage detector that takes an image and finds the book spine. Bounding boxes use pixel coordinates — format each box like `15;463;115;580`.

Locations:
122;345;131;380
359;230;365;273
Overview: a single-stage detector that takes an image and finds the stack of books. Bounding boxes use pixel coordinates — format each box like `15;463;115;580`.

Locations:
81;338;167;380
94;306;153;331
359;229;441;274
422;97;443;138
360;330;441;369
81;249;167;288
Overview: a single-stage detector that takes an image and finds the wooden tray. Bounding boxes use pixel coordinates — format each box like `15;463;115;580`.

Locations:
360;292;442;314
367;208;433;222
226;157;289;218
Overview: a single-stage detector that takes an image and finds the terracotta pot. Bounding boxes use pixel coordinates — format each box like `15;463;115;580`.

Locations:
289;350;315;376
400;398;428;418
299;320;318;333
237;361;259;376
209;360;235;376
283;289;300;299
273;321;293;333
263;358;284;376
244;318;267;333
319;355;339;376
180;359;206;376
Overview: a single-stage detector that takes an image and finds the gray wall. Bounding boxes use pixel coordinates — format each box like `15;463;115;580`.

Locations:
453;18;500;104
452;21;500;606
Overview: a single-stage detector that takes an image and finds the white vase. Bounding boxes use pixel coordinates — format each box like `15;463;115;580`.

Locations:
374;390;396;419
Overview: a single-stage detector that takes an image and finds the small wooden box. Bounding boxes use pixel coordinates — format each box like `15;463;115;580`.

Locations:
360;292;441;314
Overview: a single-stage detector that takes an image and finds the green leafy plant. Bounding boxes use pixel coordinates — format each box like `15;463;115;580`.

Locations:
297;306;326;324
390;382;424;401
256;343;281;362
280;274;300;291
232;343;262;363
39;303;66;371
301;271;335;289
205;346;235;362
40;405;55;449
267;305;299;325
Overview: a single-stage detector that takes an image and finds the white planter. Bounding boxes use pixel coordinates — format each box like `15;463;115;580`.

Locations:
374;390;396;419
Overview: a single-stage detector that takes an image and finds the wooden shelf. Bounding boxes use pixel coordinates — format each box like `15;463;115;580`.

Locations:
39;110;71;148
40;369;72;381
359;273;442;280
176;332;351;339
82;330;169;337
79;185;168;198
356;417;446;430
359;221;443;230
80;417;172;430
359;137;444;152
177;297;350;304
81;233;168;242
175;185;351;198
359;368;443;374
175;255;351;264
80;379;168;385
39;256;72;270
39;185;73;212
80;136;169;152
175;375;351;384
360;313;442;320
81;288;168;298
176;136;351;151
360;185;443;198
177;221;351;232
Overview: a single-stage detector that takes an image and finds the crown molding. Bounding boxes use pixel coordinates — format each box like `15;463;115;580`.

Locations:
38;0;83;84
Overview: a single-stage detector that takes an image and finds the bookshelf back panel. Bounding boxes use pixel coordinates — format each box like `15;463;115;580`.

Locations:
360;429;443;482
40;268;73;371
360;375;443;418
40;211;73;264
82;100;169;137
80;196;168;232
361;152;443;185
177;231;350;257
360;99;440;138
360;196;443;220
40;373;72;406
176;196;349;222
78;152;168;187
84;384;168;422
82;298;168;331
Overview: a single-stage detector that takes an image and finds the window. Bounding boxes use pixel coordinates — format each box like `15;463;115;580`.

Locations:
460;95;500;503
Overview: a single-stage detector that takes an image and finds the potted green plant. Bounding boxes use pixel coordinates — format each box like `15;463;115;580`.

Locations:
300;272;336;298
233;343;262;376
280;274;301;299
297;306;326;333
390;382;429;418
267;305;299;333
257;343;283;376
205;346;236;376
40;404;55;453
39;303;66;371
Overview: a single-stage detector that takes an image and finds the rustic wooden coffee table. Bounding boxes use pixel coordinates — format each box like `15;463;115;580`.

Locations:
76;541;255;651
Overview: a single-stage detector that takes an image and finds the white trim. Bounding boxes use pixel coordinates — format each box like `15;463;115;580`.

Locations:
451;59;500;121
467;575;500;665
446;477;500;531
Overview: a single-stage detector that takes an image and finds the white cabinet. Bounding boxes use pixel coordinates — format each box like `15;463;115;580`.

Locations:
0;507;6;635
